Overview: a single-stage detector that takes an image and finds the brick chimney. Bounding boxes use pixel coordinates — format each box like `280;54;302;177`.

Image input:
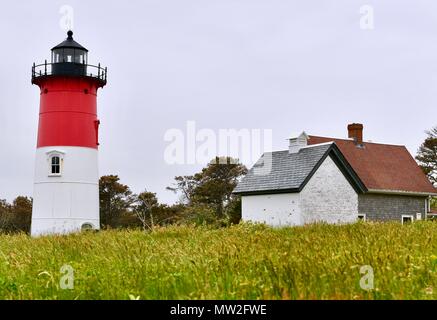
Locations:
348;123;363;145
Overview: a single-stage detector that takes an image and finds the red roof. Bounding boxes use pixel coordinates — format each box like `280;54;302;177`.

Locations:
308;136;437;195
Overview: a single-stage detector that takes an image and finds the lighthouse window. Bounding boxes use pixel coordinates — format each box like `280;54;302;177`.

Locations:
75;52;86;64
52;49;63;63
57;48;74;63
51;156;61;175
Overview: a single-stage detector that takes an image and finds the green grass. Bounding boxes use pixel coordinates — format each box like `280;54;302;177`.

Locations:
0;222;437;300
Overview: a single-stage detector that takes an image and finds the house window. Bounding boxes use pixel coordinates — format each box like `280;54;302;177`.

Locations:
402;215;414;225
358;214;366;222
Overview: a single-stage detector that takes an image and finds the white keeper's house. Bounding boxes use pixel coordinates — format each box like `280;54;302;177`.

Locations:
233;124;437;226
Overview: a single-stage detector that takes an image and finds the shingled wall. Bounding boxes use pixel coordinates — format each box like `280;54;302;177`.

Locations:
358;194;427;221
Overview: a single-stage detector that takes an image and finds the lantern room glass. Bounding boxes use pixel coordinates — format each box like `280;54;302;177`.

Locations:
52;48;87;64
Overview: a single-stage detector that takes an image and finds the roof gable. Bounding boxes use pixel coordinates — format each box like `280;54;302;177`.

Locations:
308;136;437;195
234;143;366;195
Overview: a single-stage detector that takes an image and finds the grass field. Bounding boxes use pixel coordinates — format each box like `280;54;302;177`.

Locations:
0;222;437;300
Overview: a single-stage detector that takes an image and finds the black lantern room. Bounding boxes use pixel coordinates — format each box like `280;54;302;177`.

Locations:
51;31;88;76
32;31;107;87
52;30;88;64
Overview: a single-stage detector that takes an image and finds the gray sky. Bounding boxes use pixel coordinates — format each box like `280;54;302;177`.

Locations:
0;0;436;204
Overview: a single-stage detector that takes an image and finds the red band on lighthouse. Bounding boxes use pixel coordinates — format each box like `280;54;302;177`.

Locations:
36;76;102;149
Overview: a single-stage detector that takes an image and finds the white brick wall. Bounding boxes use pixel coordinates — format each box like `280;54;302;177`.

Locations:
241;155;359;227
242;193;302;227
300;155;358;224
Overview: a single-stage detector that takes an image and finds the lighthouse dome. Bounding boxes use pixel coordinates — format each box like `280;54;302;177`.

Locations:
52;31;88;51
51;31;88;64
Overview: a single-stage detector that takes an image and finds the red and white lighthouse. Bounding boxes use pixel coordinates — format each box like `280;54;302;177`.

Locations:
31;31;107;236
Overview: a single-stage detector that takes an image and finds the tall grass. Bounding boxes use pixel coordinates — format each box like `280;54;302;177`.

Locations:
0;222;436;300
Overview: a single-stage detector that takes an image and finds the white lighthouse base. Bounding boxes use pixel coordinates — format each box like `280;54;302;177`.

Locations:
31;146;100;237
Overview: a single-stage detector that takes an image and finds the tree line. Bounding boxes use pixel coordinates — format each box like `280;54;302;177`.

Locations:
101;156;247;230
2;126;437;235
0;197;33;233
0;157;247;234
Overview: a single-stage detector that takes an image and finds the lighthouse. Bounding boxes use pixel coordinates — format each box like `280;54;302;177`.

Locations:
31;31;107;236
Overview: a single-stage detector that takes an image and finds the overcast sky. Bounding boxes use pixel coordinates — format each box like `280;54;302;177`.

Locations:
0;0;436;204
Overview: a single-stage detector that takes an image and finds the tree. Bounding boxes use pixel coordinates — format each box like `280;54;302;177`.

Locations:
166;175;199;205
168;157;247;221
416;127;437;186
151;203;186;226
179;203;218;226
0;197;33;234
226;196;242;225
192;157;247;218
99;175;134;228
133;191;159;231
0;199;12;232
10;196;32;233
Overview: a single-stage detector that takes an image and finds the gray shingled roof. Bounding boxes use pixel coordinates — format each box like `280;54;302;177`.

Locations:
234;143;333;194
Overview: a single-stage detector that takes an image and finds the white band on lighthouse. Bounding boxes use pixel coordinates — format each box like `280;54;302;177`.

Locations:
31;146;100;236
